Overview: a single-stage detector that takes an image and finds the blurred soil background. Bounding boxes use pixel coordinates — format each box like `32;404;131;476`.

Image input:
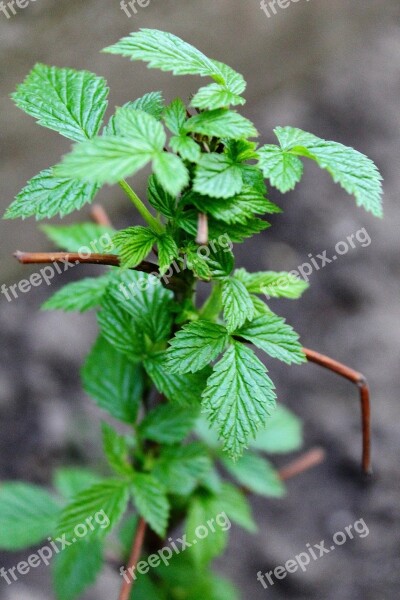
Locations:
0;1;400;598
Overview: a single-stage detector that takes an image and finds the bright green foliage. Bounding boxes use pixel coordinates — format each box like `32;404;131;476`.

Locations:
102;422;133;476
222;278;255;331
113;226;157;268
202;343;276;458
184;109;257;139
250;405;303;453
152;443;212;496
41;222;115;252
57;480;129;541
42;276;111;313
194;153;244;198
237;313;306;365
138;404;200;444
186;494;229;567
4;28;384;600
221;453;285;497
0;483;60;550
166;321;229;373
259;126;383;217
235;268;309;298
4;169;100;220
131;473;170;536
12;64;109;142
53;468;104;499
82;336;144;423
53;539;103;600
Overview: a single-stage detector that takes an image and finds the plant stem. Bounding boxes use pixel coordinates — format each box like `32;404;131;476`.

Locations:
119;180;164;235
278;447;326;481
91;204;113;227
13;251;186;291
303;347;372;476
118;518;147;600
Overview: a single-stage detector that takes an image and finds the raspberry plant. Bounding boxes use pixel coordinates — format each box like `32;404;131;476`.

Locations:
0;30;382;600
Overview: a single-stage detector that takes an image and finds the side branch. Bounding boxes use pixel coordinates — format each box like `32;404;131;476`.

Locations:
303;347;372;476
118;518;147;600
13;251;185;291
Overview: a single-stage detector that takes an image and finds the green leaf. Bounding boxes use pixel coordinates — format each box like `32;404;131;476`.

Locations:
82;336;144;423
166;321;229;374
257;145;304;192
113;105;167;149
214;482;257;532
152;443;212;496
169;135;202;163
222;278;255;331
144;352;211;405
237;313;306;365
103;30;246;96
272;126;383;217
191;83;246;111
235;268;309;299
53;538;103;600
157;234;180;275
105;94;165;136
184;109;257;140
202;342;276;458
108;271;173;343
152;151;189;197
4;169;100;220
125;92;165;120
186;494;229;567
54;468;104;500
147;175;177;218
250;405;303;454
113;226;157;269
56;136;154;184
131;473;170;537
139;404;200;445
41;223;115;252
221;453;285;497
97;294;145;361
194;153;244;199
185;186;281;225
102;422;133;477
0;483;60;550
42;276;111;313
163;98;187;135
12;64;108;142
57;480;129;541
191;58;247;110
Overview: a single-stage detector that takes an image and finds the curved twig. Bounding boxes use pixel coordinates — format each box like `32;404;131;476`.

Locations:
303;347;372;476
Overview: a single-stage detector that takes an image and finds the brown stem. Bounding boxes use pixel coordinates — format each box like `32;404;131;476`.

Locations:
278;447;326;481
90;204;113;227
196;212;209;245
118;518;147;600
13;251;185;291
303;347;372;476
